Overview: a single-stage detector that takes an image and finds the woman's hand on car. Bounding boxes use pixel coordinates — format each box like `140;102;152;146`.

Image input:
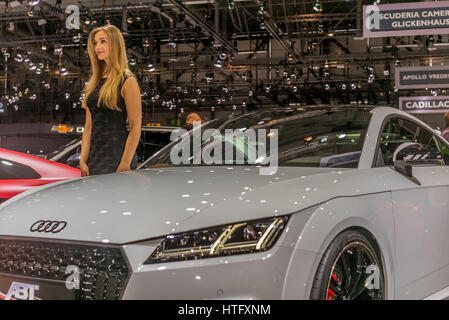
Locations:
80;160;90;177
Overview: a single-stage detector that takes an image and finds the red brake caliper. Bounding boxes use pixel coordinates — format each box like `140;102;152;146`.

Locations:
327;274;339;300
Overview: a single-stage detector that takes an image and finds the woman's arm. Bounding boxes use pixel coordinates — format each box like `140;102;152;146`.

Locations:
117;77;142;172
80;107;92;176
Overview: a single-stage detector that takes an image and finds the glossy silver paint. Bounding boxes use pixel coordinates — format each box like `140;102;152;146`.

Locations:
0;106;448;299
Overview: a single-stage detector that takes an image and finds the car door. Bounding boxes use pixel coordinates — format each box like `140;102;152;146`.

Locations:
375;116;449;299
0;157;43;203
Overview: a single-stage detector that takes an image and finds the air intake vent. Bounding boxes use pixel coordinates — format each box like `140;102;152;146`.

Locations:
0;238;129;300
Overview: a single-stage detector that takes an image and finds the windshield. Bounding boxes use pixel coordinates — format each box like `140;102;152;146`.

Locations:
141;107;372;169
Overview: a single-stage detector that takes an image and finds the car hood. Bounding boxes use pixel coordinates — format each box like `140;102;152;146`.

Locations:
0;166;389;244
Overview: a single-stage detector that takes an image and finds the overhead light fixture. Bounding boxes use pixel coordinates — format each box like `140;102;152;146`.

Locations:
313;0;322;12
214;59;223;68
167;39;176;48
54;45;63;56
28;0;41;6
147;63;155;72
27;9;34;16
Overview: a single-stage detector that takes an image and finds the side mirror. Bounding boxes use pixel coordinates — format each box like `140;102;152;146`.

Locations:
393;142;443;177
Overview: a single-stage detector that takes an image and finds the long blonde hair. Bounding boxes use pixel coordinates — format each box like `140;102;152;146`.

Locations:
82;25;133;111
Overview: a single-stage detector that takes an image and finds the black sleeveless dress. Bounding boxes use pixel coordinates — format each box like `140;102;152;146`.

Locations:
85;73;137;175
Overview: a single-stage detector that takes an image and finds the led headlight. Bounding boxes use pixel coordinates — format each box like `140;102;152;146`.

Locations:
145;216;289;264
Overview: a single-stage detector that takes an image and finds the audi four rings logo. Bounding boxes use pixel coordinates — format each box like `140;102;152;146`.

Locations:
30;220;67;233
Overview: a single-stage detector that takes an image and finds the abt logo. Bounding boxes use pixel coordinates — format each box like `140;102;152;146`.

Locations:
5;282;39;300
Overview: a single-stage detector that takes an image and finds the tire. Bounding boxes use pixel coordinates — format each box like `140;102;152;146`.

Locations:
310;229;386;300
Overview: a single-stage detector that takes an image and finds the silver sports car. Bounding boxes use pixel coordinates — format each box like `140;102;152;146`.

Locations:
0;105;448;300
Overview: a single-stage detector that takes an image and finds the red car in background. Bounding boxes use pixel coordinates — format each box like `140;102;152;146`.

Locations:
0;148;80;204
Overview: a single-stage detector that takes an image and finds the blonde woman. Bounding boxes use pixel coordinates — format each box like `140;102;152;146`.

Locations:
80;25;142;176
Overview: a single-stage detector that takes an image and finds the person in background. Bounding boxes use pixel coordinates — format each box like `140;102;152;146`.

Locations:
442;112;449;142
80;24;142;176
182;112;205;131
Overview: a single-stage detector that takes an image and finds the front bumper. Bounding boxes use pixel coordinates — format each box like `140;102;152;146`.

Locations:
121;243;294;299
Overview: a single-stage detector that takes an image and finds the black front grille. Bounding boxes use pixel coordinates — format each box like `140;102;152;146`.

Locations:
0;238;130;300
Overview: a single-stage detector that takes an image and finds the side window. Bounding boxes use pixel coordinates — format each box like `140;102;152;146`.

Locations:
0;158;41;179
377;118;449;166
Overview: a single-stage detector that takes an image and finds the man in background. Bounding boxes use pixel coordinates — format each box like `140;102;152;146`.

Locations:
183;113;206;131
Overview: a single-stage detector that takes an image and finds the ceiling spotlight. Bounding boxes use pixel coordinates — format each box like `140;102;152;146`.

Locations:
206;73;214;84
143;38;150;48
54;45;63;56
265;85;271;93
351;83;357;90
167;39;177;49
214;59;223;68
41;43;47;51
127;17;133;24
368;74;375;83
129;59;136;66
27;9;34;16
147;63;155;72
341;83;347;90
219;52;227;60
313;0;322;12
293;86;298;93
258;2;265;14
324;83;330;90
249;90;253;97
65;93;70;99
189;57;195;67
28;0;41;6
